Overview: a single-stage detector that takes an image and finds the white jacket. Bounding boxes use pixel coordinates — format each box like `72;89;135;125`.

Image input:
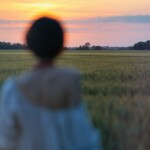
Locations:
0;67;101;150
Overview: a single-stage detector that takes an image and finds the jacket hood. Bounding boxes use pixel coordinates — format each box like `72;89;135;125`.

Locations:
16;68;81;109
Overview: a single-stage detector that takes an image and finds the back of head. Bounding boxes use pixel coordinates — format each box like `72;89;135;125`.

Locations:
26;17;64;60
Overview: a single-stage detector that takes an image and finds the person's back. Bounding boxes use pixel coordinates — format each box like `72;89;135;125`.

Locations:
0;16;101;150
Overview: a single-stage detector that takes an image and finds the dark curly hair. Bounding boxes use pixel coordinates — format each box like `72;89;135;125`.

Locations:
26;17;64;60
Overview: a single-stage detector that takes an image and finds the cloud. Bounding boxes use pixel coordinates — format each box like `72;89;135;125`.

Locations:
65;15;150;24
1;15;150;25
66;27;91;33
0;20;30;24
0;27;24;30
0;20;30;30
1;15;150;31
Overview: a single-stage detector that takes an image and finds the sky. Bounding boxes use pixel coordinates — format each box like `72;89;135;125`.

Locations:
0;0;150;47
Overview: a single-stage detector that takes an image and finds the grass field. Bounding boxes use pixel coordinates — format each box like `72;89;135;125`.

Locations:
0;50;150;150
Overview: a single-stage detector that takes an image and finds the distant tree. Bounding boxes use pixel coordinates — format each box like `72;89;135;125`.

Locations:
133;40;150;50
63;47;68;50
91;45;102;50
77;44;90;50
77;42;91;50
84;42;90;48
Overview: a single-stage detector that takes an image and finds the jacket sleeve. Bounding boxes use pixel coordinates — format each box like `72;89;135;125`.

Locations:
0;79;19;150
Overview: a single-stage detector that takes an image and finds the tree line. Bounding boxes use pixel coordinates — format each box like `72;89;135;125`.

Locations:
0;42;27;50
0;41;150;50
131;40;150;50
66;41;150;50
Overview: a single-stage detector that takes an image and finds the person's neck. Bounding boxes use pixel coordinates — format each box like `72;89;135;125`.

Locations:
34;60;54;69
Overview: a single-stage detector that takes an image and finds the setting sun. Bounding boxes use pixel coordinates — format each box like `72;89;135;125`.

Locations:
22;3;57;10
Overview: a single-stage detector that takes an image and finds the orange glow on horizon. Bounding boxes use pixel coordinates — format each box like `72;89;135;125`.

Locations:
1;0;150;46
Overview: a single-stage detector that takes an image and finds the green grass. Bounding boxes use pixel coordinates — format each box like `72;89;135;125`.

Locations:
0;50;150;150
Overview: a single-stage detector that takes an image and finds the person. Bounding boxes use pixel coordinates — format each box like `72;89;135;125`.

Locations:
0;16;101;150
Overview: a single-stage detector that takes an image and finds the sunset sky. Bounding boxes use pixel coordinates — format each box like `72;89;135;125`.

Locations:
0;0;150;46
